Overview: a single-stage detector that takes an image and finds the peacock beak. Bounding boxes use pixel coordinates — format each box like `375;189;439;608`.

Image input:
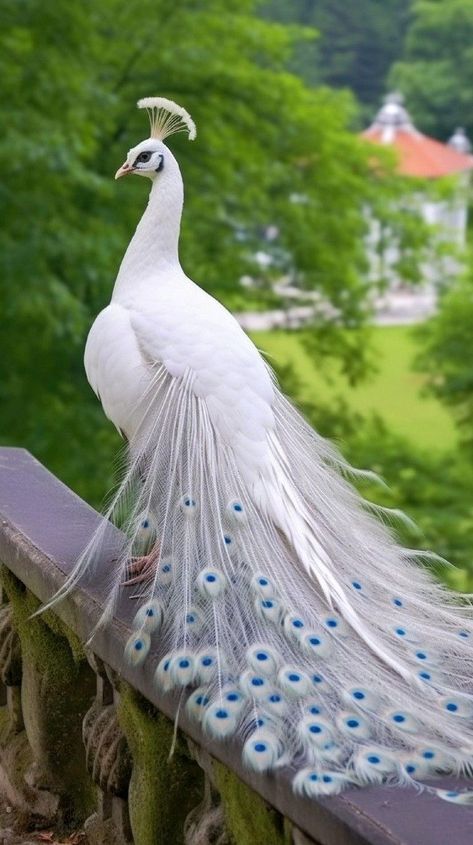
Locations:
115;162;133;180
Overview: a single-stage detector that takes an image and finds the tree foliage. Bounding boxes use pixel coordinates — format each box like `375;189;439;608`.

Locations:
391;0;473;139
263;0;412;116
417;268;473;451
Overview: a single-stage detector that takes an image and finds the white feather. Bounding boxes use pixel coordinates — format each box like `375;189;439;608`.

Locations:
293;768;353;797
242;729;284;773
124;631;151;667
277;666;312;699
203;703;238;739
246;644;279;677
133;599;163;633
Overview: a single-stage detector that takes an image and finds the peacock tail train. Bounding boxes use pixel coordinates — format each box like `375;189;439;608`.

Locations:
50;361;473;805
44;96;473;805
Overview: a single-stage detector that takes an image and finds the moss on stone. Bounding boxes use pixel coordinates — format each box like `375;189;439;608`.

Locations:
214;761;292;845
0;705;12;745
1;567;85;663
118;684;204;845
1;567;96;825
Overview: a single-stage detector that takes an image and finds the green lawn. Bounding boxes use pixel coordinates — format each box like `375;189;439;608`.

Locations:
251;325;457;452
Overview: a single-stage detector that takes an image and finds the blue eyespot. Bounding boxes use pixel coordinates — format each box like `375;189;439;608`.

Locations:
134;640;143;651
406;764;415;774
312;674;323;684
256;652;268;661
186;614;195;623
196;695;209;706
233;503;243;512
309;705;321;714
309;725;322;734
346;719;359;728
416;651;427;660
395;628;406;636
292;619;304;629
322;775;332;783
352;581;362;590
215;709;228;719
288;673;300;682
202;657;213;667
353;691;364;700
326;618;338;628
368;755;380;764
393;598;403;607
223;535;232;545
145;608;154;617
259;578;268;586
227;693;238;702
309;637;320;646
423;751;434;759
206;574;216;583
179;659;190;668
393;714;405;723
446;702;458;712
254;743;266;752
458;630;470;639
446;791;459;798
309;773;319;782
270;694;281;703
262;600;273;608
162;564;171;573
251;677;264;687
419;671;431;680
142;519;149;528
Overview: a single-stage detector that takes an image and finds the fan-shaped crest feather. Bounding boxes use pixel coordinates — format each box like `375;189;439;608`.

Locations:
137;96;196;141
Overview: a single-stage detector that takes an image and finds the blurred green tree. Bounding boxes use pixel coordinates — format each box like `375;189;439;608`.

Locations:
391;0;473;139
263;0;412;116
417;268;473;452
0;0;433;504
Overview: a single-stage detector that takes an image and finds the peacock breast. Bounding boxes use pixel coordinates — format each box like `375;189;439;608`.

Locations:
84;303;154;440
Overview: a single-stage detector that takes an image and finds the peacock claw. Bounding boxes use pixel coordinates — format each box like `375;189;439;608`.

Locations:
122;545;160;586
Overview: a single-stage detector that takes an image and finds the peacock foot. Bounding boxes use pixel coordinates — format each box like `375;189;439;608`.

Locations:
122;544;160;586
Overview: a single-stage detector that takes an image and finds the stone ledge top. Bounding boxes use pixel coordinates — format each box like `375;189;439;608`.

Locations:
0;447;472;845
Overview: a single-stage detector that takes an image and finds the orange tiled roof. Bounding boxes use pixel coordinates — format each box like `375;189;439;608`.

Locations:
363;126;473;179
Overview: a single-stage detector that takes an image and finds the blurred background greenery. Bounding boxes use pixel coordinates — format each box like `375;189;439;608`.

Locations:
2;0;473;587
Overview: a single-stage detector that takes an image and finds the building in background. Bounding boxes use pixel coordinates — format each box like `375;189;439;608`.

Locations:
239;94;473;330
363;93;473;246
360;93;473;323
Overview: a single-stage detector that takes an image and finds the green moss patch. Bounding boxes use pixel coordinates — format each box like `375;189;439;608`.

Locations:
214;761;291;845
118;685;203;845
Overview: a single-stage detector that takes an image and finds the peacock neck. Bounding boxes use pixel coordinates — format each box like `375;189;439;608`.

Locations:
113;172;184;297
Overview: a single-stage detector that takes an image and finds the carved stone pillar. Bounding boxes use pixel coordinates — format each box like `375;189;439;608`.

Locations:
83;653;133;845
1;568;96;826
187;740;295;845
117;683;204;845
0;599;23;734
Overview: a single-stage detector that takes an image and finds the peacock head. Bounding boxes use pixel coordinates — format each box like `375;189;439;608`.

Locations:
115;97;196;181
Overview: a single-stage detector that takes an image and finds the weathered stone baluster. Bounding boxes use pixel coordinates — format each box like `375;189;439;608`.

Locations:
186;740;294;845
1;567;96;826
117;683;205;845
0;592;23;733
83;653;133;845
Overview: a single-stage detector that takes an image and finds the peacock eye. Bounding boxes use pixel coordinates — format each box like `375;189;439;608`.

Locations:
136;151;152;164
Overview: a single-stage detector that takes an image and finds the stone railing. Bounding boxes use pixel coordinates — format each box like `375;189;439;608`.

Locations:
0;447;470;845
